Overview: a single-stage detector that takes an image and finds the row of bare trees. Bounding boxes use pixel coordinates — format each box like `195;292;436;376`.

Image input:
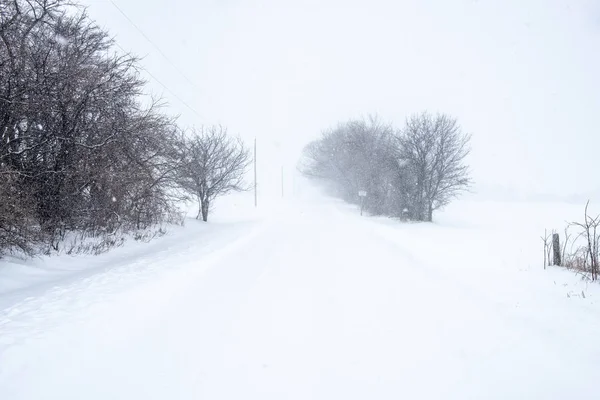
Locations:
0;1;250;257
301;113;471;221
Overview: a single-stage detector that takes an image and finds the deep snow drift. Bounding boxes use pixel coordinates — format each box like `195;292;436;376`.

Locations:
1;185;600;399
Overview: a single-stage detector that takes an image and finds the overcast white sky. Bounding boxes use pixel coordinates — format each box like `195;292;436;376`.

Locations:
80;0;600;201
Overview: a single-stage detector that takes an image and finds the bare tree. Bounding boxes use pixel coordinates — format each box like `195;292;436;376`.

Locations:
571;201;600;281
396;112;471;221
300;116;405;215
178;126;250;222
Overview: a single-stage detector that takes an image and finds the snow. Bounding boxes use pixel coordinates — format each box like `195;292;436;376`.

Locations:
2;183;600;399
54;35;69;46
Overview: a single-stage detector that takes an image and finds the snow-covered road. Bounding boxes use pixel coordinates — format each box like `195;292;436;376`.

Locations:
1;192;600;399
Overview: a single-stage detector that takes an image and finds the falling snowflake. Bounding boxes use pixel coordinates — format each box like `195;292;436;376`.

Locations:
55;34;69;46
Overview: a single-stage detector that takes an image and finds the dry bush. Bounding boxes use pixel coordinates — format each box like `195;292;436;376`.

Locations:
0;168;41;256
544;201;600;282
570;201;600;281
563;246;590;274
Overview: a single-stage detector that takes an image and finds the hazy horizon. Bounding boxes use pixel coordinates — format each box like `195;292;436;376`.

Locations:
80;0;600;202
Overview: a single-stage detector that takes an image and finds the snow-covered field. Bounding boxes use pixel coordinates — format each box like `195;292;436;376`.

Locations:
1;183;600;399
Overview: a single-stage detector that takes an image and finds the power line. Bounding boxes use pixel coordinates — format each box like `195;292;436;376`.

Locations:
113;43;203;119
108;0;202;93
140;67;203;119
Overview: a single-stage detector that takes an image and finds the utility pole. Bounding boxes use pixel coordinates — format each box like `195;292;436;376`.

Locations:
254;137;257;207
358;190;367;216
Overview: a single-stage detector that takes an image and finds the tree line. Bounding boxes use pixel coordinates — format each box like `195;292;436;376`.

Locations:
301;113;472;221
0;1;249;257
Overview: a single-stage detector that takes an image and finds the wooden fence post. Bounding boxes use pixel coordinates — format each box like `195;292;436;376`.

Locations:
552;233;561;266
